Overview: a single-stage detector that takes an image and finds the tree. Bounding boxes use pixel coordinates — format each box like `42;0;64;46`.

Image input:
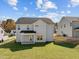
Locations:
2;19;16;33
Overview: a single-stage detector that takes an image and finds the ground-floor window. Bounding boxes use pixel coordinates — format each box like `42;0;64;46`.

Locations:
30;35;33;41
22;35;34;42
37;35;43;40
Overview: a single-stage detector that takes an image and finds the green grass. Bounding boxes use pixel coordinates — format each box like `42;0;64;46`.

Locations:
0;37;79;59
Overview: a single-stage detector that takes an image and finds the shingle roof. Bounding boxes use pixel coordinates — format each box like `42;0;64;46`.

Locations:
16;17;54;24
60;16;79;22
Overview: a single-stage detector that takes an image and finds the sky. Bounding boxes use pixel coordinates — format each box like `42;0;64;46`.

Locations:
0;0;79;22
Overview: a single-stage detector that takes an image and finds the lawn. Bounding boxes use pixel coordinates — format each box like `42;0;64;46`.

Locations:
0;37;79;59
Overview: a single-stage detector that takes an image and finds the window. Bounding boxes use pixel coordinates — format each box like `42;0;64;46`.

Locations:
37;35;40;40
37;35;43;40
27;28;29;30
37;37;40;40
30;36;32;41
40;35;43;40
13;31;16;33
18;25;20;30
27;25;29;30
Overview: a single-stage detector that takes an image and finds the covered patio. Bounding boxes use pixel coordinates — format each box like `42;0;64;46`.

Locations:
20;30;36;44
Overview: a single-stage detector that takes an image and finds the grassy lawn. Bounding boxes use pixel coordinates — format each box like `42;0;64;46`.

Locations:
0;37;79;59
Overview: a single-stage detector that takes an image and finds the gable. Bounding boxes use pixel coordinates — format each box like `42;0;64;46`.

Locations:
33;19;46;25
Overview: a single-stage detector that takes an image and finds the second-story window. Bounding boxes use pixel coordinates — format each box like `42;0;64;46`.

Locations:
18;25;20;30
27;25;29;30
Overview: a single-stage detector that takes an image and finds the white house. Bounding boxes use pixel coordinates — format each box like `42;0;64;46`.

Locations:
11;30;16;35
57;16;79;38
16;17;54;44
0;25;5;41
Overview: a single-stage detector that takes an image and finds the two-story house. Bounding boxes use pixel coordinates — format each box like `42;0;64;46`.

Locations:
57;16;79;38
16;17;54;44
0;25;5;41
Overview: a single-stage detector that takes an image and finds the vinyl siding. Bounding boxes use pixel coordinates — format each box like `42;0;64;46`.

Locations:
58;18;72;37
33;20;47;42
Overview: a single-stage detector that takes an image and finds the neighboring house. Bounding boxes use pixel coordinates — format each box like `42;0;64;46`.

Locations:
16;17;54;44
57;16;79;37
11;30;16;35
0;25;4;41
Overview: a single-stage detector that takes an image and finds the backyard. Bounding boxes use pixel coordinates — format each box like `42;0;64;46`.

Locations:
0;36;79;59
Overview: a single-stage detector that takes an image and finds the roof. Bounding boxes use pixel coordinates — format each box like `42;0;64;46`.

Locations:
20;30;36;33
16;17;54;24
60;16;79;23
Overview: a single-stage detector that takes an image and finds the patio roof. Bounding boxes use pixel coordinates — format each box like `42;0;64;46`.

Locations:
74;27;79;29
73;27;79;31
20;30;36;33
